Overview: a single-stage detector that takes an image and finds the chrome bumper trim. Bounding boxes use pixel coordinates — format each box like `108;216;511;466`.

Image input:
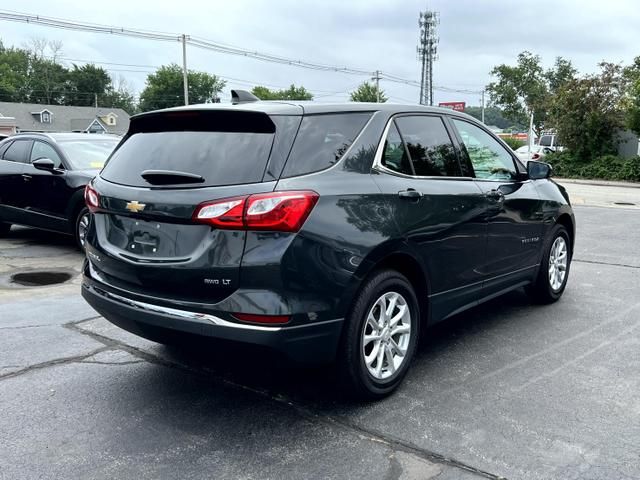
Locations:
86;262;343;333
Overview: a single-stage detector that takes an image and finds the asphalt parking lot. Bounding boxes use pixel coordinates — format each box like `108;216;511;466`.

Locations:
1;182;639;480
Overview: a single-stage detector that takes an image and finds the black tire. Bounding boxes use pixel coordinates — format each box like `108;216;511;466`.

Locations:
337;269;420;400
74;207;90;251
527;224;571;304
0;222;11;236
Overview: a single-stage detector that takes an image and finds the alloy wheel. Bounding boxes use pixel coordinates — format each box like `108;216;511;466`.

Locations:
77;212;90;249
548;236;568;291
361;291;412;380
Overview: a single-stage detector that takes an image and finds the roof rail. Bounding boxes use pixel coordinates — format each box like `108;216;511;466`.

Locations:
231;89;260;104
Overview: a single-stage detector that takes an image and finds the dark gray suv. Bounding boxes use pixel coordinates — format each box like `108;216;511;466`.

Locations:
81;99;575;398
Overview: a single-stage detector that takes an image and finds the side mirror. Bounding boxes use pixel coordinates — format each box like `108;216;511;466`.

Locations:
32;158;57;172
527;160;552;180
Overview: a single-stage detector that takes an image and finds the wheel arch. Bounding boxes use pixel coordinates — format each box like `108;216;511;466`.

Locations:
556;212;575;257
343;247;431;327
65;187;87;232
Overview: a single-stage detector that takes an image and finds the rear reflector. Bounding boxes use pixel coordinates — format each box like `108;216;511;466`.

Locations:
84;185;100;213
193;190;319;232
232;313;291;325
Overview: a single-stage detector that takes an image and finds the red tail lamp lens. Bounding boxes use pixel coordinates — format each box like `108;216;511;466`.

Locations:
84;185;100;212
193;191;319;232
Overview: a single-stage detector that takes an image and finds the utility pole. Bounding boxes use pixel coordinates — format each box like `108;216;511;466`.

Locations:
372;70;381;102
417;10;439;106
94;93;98;108
481;90;485;124
181;34;189;106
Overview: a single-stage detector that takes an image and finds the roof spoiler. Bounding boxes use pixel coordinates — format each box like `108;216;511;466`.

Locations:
231;89;260;104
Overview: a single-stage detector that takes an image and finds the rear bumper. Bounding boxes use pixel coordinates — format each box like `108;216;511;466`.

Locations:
81;276;344;364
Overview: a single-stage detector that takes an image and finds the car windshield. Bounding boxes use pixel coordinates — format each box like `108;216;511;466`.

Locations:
58;138;120;170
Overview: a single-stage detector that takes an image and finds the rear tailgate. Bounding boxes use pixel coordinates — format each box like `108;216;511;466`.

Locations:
86;108;301;303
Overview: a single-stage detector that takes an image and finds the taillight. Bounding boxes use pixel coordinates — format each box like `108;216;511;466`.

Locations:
531;153;540;160
193;190;319;232
193;196;245;229
232;313;291;325
84;185;100;213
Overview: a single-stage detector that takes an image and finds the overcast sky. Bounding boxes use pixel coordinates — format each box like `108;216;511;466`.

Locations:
1;0;639;106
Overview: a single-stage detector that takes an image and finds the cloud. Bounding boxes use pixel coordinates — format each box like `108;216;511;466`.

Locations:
1;0;639;106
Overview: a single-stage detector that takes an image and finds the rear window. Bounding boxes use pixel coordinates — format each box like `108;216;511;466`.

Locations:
101;111;277;188
281;112;372;178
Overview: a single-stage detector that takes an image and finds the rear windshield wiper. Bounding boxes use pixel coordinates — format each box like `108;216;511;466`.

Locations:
141;170;205;185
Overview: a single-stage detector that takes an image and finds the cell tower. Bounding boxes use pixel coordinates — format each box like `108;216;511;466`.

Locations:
417;10;439;106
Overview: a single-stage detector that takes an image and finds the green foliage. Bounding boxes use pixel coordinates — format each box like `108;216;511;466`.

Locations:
139;64;226;112
464;106;526;130
501;137;526;150
624;58;640;136
486;52;576;135
67;64;111;106
549;63;626;161
251;84;313;100
350;82;387;103
0;38;136;112
545;152;640;182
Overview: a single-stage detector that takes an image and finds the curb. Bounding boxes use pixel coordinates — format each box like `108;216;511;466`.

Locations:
554;178;640;189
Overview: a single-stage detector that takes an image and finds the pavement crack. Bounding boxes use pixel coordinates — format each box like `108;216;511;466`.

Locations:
573;258;640;269
79;360;145;366
0;324;51;330
0;346;112;381
66;320;503;479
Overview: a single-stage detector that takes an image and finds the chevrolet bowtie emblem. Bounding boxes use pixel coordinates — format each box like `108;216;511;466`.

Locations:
125;200;146;213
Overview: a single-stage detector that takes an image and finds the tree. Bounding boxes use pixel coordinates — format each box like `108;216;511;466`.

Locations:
25;38;68;105
0;41;30;102
464;106;526;130
67;64;111;106
139;64;226;112
350;82;387;103
486;51;576;135
103;76;137;114
251;84;313;100
549;63;626;160
624;56;640;136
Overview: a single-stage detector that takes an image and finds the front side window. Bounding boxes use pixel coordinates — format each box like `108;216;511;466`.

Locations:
381;122;412;175
395;116;461;177
31;141;63;168
452;119;516;180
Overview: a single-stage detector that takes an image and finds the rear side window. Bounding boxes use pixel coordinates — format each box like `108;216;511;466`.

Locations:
101;111;277;188
2;140;32;163
395;116;460;177
281;113;372;178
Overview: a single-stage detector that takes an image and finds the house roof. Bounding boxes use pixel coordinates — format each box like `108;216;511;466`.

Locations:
0;102;130;135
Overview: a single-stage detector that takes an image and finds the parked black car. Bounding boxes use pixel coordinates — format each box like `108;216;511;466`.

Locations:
81;100;575;398
0;133;120;248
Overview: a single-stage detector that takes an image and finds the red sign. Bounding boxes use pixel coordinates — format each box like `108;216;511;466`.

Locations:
438;101;466;112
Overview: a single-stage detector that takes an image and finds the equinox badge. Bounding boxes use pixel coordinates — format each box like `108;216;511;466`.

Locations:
125;200;146;213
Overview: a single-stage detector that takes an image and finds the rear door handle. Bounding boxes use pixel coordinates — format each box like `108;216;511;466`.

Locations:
398;189;422;200
21;174;32;182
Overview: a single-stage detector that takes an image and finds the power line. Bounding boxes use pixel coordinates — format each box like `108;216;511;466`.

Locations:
0;10;375;76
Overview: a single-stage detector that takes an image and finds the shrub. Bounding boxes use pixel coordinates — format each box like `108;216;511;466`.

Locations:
545;152;640;181
501;137;526;150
